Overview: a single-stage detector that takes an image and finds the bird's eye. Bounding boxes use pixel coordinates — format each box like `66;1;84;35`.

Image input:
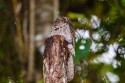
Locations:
54;28;57;30
54;27;59;30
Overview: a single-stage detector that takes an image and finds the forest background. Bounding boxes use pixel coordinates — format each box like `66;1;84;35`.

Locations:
0;0;125;83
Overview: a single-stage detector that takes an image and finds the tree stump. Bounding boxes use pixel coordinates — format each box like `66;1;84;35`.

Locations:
43;35;73;83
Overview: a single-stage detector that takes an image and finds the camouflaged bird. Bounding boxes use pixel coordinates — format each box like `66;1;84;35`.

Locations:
50;17;75;82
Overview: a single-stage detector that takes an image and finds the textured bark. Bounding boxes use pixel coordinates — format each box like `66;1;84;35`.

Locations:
48;17;75;82
27;0;35;82
43;35;70;83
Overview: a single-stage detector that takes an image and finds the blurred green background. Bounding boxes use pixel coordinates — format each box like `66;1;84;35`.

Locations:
0;0;125;83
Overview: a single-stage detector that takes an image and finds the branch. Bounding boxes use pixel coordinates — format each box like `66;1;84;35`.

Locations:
43;35;69;83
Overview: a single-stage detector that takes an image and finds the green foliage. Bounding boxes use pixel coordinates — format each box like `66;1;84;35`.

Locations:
63;0;125;83
1;0;125;82
0;2;5;9
67;12;85;19
74;38;91;64
121;0;125;7
0;0;23;82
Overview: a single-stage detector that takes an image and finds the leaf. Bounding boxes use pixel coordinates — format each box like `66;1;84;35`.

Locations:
67;12;85;19
121;0;125;7
74;38;91;64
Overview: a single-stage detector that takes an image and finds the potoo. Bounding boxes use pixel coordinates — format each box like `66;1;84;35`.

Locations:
43;17;75;83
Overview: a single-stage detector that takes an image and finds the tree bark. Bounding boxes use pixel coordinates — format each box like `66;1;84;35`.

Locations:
43;35;69;83
27;0;35;82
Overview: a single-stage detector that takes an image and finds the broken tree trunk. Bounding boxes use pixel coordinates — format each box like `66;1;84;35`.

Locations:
43;35;73;83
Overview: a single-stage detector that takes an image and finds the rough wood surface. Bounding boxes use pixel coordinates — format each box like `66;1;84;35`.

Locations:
50;17;75;82
43;35;73;83
43;17;74;83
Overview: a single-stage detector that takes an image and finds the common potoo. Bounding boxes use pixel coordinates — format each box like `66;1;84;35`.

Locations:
50;17;75;56
43;17;75;83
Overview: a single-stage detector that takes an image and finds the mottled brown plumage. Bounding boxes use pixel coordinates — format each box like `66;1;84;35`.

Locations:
43;17;75;83
51;17;75;81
